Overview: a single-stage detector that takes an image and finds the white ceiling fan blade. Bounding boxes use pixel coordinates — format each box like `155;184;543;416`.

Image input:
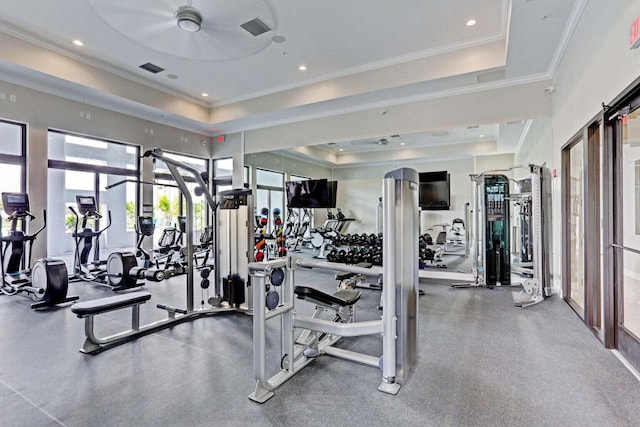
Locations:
88;0;277;61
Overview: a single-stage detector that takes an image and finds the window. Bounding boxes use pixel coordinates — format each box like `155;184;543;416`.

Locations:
0;119;26;233
47;131;139;263
153;151;209;242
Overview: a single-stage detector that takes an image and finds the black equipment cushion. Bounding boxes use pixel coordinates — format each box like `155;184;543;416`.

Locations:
294;286;360;307
71;291;151;316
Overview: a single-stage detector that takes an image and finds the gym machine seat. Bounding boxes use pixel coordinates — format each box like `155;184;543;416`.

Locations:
71;291;152;354
294;285;360;307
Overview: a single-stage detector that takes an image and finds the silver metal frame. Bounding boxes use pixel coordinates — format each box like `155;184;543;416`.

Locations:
249;168;419;403
72;148;249;354
512;164;552;308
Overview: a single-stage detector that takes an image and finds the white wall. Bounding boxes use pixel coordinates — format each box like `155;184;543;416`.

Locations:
331;158;475;235
244;152;331;179
515;1;640;293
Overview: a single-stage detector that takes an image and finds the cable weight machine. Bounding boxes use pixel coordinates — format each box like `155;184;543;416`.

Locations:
510;164;552;308
452;164;551;307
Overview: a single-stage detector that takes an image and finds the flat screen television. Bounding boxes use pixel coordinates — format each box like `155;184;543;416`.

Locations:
286;178;332;208
419;171;450;210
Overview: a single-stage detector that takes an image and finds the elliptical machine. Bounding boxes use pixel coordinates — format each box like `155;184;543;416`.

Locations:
0;192;78;309
103;216;166;291
68;195;111;283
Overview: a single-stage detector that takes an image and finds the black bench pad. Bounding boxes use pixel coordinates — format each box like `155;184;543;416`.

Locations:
294;286;360;307
71;291;151;316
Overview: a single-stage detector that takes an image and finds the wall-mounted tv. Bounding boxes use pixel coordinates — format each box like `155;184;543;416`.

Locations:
286;178;333;209
419;171;450;210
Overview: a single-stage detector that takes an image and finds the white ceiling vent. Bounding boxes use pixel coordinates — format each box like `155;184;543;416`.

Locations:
240;17;272;37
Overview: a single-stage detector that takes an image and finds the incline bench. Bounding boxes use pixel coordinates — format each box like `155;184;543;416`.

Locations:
294;285;361;310
294;285;361;323
71;291;152;354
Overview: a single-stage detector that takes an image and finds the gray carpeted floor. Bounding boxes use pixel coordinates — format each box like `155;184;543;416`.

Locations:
1;265;639;427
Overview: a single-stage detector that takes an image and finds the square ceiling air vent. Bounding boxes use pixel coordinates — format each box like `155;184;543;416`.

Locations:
139;63;165;74
240;17;272;37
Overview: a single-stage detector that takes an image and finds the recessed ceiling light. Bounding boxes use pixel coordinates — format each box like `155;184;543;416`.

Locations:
167;74;178;80
201;93;209;97
479;134;485;137
272;35;286;43
298;65;307;71
466;19;477;26
73;40;84;46
400;142;406;146
339;148;344;152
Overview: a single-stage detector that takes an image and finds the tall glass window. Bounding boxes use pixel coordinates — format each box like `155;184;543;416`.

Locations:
153;151;209;243
47;131;139;265
0;119;26;234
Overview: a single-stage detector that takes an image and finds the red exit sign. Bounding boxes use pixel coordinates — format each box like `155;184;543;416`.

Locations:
631;16;640;49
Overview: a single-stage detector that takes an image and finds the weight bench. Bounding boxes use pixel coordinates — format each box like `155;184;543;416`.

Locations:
294;285;360;312
71;291;152;354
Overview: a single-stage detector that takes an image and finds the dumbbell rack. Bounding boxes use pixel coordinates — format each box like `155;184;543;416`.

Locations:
326;233;383;265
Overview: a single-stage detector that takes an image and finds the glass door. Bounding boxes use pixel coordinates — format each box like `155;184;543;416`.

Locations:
564;138;586;317
614;105;640;367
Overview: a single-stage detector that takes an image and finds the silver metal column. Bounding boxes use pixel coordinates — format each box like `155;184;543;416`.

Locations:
382;168;419;386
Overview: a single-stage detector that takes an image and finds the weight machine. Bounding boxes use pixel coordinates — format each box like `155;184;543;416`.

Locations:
69;148;254;354
452;165;552;308
510;164;552;308
452;172;510;289
249;168;419;403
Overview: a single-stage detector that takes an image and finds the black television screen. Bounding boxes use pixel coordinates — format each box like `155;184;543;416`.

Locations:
286;179;331;208
419;171;450;210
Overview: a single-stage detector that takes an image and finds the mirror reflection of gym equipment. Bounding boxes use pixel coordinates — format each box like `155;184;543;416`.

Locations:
452;164;552;308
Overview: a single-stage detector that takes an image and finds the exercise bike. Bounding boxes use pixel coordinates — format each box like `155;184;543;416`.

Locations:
68;195;112;283
0;192;78;309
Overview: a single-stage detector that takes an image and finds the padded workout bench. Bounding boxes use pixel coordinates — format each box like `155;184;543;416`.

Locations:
71;291;152;354
294;285;360;309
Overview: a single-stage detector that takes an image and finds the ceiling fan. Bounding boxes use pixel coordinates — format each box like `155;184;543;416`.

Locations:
87;0;278;61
